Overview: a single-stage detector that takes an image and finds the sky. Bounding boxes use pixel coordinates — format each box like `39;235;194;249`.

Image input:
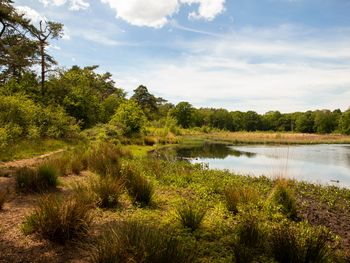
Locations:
14;0;350;113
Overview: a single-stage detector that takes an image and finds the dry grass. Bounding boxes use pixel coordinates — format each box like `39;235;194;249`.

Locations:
200;131;350;144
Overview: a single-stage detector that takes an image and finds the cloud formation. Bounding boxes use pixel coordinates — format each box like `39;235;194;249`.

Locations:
16;6;45;23
39;0;89;11
100;0;226;28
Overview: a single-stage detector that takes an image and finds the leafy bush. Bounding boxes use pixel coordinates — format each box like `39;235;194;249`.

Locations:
176;201;207;232
224;184;259;214
269;179;297;219
22;194;93;243
90;175;124;208
109;100;147;136
89;220;195;263
15;165;58;193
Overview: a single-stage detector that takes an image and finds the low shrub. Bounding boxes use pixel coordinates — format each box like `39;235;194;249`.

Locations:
176;201;207;232
22;194;93;243
89;220;195;263
269;179;297;219
224;184;259;214
15;164;58;193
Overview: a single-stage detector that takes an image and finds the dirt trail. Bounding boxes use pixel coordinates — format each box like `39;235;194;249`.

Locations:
0;149;65;170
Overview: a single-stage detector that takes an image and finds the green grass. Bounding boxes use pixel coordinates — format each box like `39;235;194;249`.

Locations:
0;139;75;162
90;175;124;208
176;201;207;232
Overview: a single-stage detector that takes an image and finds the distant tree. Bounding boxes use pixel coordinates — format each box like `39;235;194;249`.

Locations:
295;111;314;133
243;111;262;131
131;85;158;120
231;111;245;131
263;111;282;131
313;110;338;134
171;102;194;128
339;108;350;135
211;108;234;130
110;100;146;136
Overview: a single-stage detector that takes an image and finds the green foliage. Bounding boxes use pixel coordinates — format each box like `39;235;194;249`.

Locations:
235;210;264;248
131;85;159;120
110;100;147;136
23;194;93;244
224;184;260;214
176;201;207;232
89;220;195;263
171;101;194;128
269;180;298;219
339;108;350;135
15;164;58;193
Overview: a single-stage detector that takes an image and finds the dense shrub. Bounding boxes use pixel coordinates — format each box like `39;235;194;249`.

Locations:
89;220;195;263
176;201;207;232
22;194;93;243
15;164;58;193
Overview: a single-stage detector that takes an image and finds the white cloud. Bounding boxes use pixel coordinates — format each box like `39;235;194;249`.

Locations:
182;0;226;21
16;6;45;23
100;0;225;28
100;0;179;28
38;0;89;11
116;26;350;113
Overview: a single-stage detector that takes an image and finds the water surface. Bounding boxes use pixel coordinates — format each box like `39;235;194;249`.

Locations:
175;143;350;187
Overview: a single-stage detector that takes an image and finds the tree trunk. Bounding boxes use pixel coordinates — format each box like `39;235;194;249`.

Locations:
40;41;45;96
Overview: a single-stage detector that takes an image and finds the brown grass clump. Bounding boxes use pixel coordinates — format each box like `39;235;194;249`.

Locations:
224;184;259;214
22;194;94;244
89;220;195;263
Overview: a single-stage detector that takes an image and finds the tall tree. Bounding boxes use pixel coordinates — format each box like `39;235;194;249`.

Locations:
30;21;63;95
131;85;158;119
171;102;194;128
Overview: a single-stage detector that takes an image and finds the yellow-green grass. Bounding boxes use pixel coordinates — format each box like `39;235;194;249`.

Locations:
0;139;79;162
185;131;350;145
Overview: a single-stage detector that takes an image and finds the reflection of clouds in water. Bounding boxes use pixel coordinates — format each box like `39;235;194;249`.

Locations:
188;144;350;187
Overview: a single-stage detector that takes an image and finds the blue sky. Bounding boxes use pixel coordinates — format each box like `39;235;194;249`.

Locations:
14;0;350;113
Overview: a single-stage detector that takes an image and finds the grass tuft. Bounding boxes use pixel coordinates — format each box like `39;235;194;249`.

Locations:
224;184;259;214
90;175;124;208
269;179;298;219
22;194;93;243
15;164;58;193
176;201;207;232
89;220;195;263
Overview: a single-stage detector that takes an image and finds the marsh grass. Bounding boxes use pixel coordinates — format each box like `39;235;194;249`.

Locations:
89;220;195;263
176;201;207;232
90;175;124;208
224;184;260;214
122;164;154;206
22;194;93;243
15;164;58;193
269;222;333;263
87;142;129;177
269;179;298;219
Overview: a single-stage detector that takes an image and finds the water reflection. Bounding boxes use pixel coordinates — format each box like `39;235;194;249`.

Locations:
173;143;350;187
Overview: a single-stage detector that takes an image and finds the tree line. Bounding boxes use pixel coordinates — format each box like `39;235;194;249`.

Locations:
1;0;349;149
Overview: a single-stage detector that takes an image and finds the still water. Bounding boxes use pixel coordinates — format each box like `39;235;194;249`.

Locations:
175;143;350;187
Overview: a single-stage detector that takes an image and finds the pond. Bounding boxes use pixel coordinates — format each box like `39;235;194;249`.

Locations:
174;143;350;187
